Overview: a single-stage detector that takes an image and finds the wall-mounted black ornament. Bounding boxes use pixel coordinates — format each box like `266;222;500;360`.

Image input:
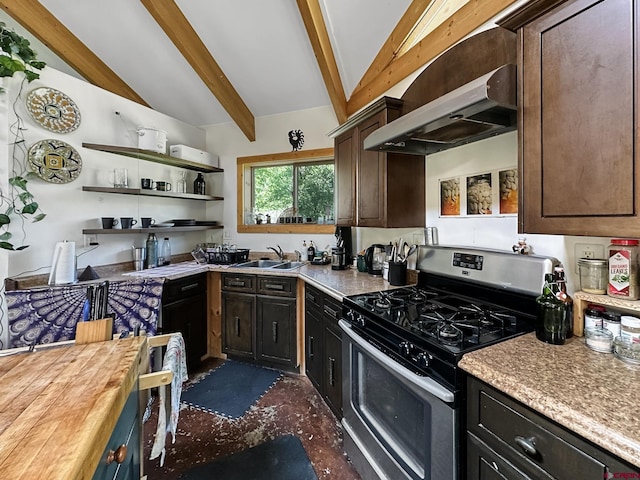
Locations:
288;129;304;151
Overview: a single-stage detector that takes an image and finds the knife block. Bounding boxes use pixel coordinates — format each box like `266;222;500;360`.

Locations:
75;317;114;344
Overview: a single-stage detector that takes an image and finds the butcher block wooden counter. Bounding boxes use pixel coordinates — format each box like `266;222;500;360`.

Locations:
0;336;146;480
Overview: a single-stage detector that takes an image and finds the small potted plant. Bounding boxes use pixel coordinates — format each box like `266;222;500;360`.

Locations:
0;22;47;250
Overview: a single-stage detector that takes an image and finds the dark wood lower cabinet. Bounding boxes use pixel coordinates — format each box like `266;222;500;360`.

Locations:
162;273;207;370
304;284;342;418
466;376;639;479
222;273;298;371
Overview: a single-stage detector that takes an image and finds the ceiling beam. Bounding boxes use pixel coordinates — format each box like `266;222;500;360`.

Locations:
348;0;519;116
0;0;149;107
356;0;436;95
141;0;255;141
296;0;348;124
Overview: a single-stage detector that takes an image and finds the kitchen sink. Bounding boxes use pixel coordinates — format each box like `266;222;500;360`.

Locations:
234;260;305;270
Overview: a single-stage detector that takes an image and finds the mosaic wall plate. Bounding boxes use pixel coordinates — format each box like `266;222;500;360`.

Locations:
28;139;82;184
26;87;81;133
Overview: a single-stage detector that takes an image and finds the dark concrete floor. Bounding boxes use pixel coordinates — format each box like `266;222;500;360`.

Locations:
143;358;361;479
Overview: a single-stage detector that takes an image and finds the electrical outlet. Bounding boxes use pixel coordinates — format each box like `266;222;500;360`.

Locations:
223;229;231;240
84;234;98;247
574;243;604;272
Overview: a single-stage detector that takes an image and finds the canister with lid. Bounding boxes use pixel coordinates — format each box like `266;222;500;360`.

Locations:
608;238;639;300
584;308;603;329
602;311;622;338
621;315;640;344
577;258;607;295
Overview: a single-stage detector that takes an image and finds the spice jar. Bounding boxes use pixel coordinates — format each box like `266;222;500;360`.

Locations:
577;258;608;295
584;308;603;329
608;238;639;300
621;315;640;344
584;327;613;353
602;311;622;338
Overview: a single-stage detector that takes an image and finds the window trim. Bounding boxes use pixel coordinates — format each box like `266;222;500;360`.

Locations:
236;148;335;234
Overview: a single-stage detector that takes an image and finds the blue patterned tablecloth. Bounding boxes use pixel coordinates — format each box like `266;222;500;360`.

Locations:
6;277;164;347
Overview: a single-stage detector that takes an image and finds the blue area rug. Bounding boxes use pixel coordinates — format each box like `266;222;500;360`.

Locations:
179;435;318;480
181;360;282;419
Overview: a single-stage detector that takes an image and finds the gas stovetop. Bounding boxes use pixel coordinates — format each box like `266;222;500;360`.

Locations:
341;245;559;392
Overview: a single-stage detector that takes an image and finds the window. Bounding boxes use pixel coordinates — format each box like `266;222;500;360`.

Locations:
237;148;336;234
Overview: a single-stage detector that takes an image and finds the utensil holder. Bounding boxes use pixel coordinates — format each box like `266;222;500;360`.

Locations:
388;261;407;286
75;317;113;344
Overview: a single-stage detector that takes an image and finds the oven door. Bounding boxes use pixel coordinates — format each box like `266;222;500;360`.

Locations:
340;320;459;480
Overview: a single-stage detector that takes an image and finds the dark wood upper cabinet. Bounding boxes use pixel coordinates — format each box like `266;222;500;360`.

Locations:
332;97;425;228
500;0;639;236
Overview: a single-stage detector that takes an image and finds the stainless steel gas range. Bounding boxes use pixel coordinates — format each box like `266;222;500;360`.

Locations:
340;245;558;480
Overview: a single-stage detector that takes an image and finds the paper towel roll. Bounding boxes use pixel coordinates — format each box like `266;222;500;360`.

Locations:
48;241;77;285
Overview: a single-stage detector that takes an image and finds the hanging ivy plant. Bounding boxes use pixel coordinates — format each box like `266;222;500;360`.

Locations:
0;22;46;250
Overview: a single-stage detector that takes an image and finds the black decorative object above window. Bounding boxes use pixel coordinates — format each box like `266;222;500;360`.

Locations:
288;129;304;151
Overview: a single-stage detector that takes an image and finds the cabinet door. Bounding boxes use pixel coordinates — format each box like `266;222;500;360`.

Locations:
357;112;387;227
323;325;342;417
222;292;256;359
335;127;357;226
304;305;323;392
257;295;296;367
519;0;638;236
162;293;207;370
467;433;534;480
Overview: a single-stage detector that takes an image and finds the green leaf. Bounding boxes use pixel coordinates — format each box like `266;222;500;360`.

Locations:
0;214;10;226
9;176;27;190
18;191;33;203
0;242;15;251
0;55;25;73
16;245;29;251
24;70;39;82
29;60;46;70
4;206;14;216
21;202;38;215
33;213;46;222
0;232;12;240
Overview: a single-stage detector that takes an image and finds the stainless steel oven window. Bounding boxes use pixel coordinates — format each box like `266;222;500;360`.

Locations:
341;320;458;480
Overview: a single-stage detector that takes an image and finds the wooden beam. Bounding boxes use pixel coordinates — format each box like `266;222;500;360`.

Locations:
141;0;255;141
0;0;149;106
296;0;348;124
348;0;519;116
356;0;435;94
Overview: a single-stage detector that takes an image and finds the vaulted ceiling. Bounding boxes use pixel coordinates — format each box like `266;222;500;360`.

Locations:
0;0;522;141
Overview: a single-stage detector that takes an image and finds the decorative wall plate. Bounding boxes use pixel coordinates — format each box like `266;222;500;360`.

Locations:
28;139;82;184
26;87;81;133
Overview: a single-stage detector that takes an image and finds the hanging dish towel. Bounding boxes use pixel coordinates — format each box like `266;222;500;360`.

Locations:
149;333;188;466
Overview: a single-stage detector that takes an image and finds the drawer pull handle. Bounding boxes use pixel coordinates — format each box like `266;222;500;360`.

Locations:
272;321;278;343
514;436;537;456
264;283;284;290
235;316;240;336
306;293;316;303
328;357;335;386
106;444;127;465
228;280;246;287
180;283;199;292
324;305;339;318
308;336;314;357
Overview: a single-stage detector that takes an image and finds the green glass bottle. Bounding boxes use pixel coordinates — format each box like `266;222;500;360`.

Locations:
535;273;567;344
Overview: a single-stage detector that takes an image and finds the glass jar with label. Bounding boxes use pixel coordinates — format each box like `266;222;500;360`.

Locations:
584;308;603;329
621;315;640;344
608;238;639;300
577;258;608;295
602;311;622;338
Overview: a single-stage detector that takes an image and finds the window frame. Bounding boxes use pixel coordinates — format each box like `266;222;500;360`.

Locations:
236;148;336;234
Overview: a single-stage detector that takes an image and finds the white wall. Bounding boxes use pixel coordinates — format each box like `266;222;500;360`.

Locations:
0;68;218;280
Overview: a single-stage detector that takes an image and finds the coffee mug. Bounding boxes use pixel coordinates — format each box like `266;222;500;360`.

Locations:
141;178;155;190
120;217;138;229
141;217;156;228
101;217;118;229
156;181;172;192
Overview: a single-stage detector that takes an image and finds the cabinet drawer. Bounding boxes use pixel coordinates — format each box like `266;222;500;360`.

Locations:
93;388;140;480
222;273;256;293
468;377;607;479
467;432;534;480
163;273;206;302
323;295;342;334
257;276;296;297
305;285;323;312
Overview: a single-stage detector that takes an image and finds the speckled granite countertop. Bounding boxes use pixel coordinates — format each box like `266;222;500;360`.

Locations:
459;333;640;467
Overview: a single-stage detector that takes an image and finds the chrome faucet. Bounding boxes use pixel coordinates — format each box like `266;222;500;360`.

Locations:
267;245;285;261
294;250;302;261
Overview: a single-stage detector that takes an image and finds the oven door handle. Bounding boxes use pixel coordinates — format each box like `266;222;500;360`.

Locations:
339;319;455;404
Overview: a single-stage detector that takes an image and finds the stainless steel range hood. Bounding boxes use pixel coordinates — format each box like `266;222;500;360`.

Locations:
363;64;517;155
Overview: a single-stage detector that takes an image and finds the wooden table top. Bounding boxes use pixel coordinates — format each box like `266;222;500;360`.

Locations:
0;337;146;480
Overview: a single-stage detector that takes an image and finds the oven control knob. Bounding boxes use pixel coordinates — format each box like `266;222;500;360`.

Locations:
355;314;366;328
416;352;430;368
399;341;413;357
346;310;356;322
